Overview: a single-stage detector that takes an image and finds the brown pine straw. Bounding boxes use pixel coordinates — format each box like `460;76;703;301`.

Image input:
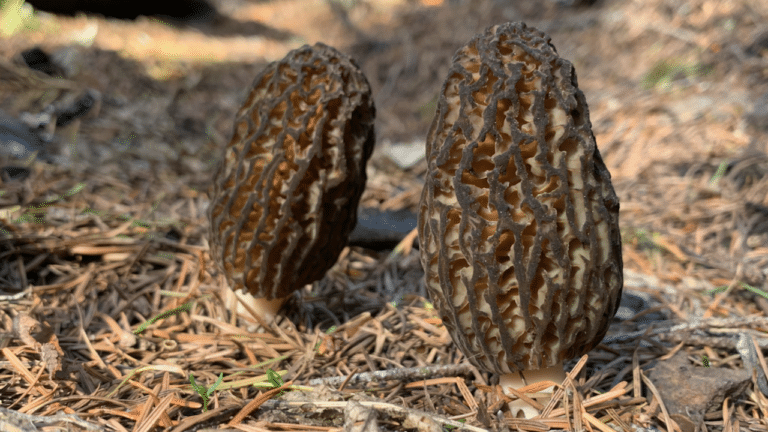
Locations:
640;373;680;432
252;399;490;432
135;392;175;431
228;381;294;426
2;0;768;430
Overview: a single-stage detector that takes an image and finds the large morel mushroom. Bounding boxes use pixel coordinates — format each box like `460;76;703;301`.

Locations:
418;22;623;418
209;43;375;322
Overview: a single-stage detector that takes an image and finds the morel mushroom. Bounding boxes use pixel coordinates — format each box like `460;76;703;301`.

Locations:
418;22;622;418
209;43;375;322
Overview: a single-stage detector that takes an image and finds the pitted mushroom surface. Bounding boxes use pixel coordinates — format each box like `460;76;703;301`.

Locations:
418;22;622;417
209;43;375;320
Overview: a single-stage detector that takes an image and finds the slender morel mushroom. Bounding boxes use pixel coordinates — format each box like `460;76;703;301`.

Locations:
208;43;375;323
418;22;623;418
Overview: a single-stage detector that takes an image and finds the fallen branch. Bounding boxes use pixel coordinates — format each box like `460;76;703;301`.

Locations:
307;363;474;387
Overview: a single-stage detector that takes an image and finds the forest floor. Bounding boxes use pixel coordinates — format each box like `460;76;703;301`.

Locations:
1;0;768;431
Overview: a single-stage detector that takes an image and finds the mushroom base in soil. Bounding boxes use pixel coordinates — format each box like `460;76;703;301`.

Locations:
499;362;567;418
223;286;288;325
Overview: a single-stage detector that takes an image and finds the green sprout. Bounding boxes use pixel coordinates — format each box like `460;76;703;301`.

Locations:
134;302;193;335
709;160;729;187
133;295;211;335
313;326;337;353
266;368;286;397
212;368;305;392
704;282;768;301
702;355;710;368
641;59;713;91
190;372;224;412
621;228;665;265
444;419;466;430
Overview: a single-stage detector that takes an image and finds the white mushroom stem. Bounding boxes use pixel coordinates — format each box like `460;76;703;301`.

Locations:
224;287;287;326
499;361;567;419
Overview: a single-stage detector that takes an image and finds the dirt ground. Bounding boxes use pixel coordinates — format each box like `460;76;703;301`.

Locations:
1;0;768;431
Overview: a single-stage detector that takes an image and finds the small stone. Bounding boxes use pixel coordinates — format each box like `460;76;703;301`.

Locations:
646;351;750;425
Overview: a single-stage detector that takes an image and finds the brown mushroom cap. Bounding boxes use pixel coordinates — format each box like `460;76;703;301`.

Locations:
209;43;375;300
418;22;623;375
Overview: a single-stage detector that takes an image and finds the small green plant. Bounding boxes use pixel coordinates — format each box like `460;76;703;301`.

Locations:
708;159;730;187
702;355;710;368
190;372;224;412
133;295;210;335
642;59;713;91
444;419;466;430
622;228;663;258
266;368;286;397
704;282;768;301
424;301;434;312
313;326;337;353
134;302;193;334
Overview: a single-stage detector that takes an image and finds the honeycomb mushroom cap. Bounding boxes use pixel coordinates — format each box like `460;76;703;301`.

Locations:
209;43;375;300
418;22;622;375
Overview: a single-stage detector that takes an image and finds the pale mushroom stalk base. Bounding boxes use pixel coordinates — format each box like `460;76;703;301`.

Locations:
224;286;287;326
499;361;567;419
